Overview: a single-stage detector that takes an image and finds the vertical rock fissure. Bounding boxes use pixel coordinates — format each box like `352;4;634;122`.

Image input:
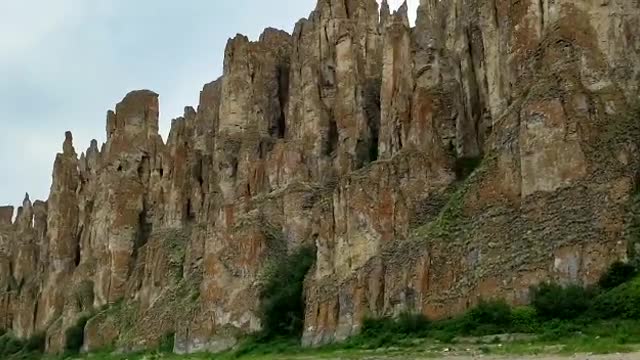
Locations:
466;26;484;156
74;227;82;267
31;299;38;331
133;205;152;261
365;79;381;162
538;0;546;35
276;64;289;138
326;115;339;156
186;199;195;222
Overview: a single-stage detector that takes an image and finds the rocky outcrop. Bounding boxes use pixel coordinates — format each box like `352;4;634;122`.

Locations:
301;0;640;344
1;0;639;354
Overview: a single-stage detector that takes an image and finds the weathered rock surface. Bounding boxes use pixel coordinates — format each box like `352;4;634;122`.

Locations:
1;0;639;353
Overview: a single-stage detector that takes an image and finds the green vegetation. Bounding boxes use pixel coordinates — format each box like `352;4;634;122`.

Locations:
258;245;316;339
363;312;431;338
467;299;513;331
8;261;640;359
211;245;317;358
598;261;638;290
0;332;46;359
530;282;597;320
591;275;640;320
453;156;483;180
510;306;539;333
161;229;189;280
64;315;90;355
158;332;175;354
217;260;640;358
23;333;46;353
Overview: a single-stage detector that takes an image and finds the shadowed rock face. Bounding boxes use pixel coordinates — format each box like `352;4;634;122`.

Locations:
1;0;639;353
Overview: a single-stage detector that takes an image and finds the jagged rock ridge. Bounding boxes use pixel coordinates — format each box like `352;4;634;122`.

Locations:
1;0;639;353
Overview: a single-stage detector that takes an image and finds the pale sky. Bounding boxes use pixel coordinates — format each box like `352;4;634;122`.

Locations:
0;0;418;209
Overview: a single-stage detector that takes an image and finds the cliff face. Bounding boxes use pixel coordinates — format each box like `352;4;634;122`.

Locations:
1;0;640;353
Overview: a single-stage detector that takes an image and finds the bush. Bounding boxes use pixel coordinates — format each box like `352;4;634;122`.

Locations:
538;319;584;341
23;332;45;353
598;261;637;290
453;299;514;335
591;276;640;319
468;299;512;328
259;246;316;339
360;316;396;338
580;320;640;344
232;336;299;358
396;312;431;336
343;312;431;349
0;334;24;357
360;312;430;339
351;331;399;349
531;283;596;320
158;332;175;353
429;316;467;336
64;315;90;354
511;306;539;333
432;331;457;344
454;157;482;180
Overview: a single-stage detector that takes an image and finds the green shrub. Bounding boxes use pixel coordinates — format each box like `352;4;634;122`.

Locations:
64;315;90;354
354;331;399;349
598;261;637;290
23;332;45;353
591;276;640;319
396;312;431;336
454;157;482;180
538;319;584;341
580;320;640;344
259;246;316;339
158;332;175;353
232;336;299;358
511;306;539;333
531;283;595;320
0;334;23;356
433;331;457;344
360;316;396;338
422;300;515;337
452;299;514;335
468;299;512;328
360;312;430;339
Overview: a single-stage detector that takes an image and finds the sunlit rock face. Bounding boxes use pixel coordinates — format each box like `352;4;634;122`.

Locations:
1;0;639;353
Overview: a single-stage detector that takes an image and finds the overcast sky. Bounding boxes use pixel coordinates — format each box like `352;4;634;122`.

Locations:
0;0;418;210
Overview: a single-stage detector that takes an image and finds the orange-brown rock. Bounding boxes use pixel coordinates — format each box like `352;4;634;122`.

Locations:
1;0;639;354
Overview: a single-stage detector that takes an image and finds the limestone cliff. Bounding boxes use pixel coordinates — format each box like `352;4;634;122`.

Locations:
1;0;639;353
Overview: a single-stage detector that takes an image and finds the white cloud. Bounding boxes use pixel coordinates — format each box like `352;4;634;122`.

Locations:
0;129;60;206
0;0;78;61
0;0;114;66
0;0;416;209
